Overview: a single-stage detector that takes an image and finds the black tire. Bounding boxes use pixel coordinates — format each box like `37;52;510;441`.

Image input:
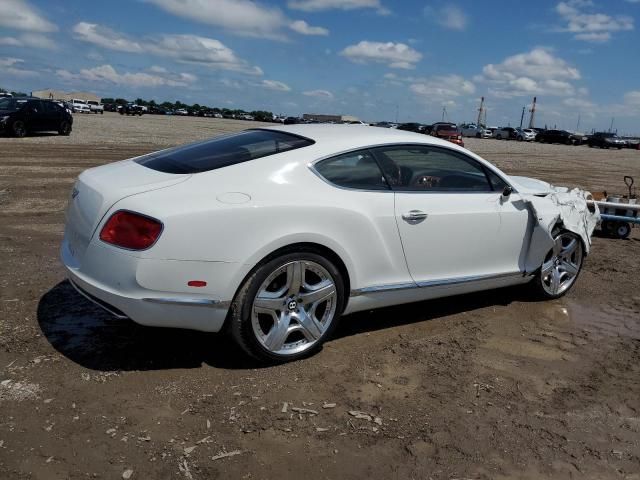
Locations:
614;222;631;239
530;229;584;300
11;120;27;138
100;111;103;114
517;136;523;141
476;133;481;138
58;121;71;136
588;143;593;148
497;134;502;140
228;251;345;363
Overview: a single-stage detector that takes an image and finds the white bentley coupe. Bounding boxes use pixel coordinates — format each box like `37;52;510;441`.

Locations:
61;125;599;362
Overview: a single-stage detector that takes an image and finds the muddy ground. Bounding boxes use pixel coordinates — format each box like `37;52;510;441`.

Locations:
1;113;639;479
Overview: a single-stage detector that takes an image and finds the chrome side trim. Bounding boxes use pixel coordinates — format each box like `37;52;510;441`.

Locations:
350;271;528;297
350;282;417;297
142;297;231;309
69;279;129;320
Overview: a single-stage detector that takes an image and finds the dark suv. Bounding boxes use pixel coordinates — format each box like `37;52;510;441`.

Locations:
536;129;581;145
587;132;626;149
0;97;73;137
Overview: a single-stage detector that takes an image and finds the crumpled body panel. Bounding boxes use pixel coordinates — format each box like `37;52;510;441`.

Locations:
523;186;600;273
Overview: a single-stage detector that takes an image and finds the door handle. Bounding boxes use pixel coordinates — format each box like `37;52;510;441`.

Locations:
402;210;428;222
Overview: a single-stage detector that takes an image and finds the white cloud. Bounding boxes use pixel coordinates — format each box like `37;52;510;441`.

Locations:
0;0;57;33
340;41;422;69
287;0;388;14
478;48;582;97
563;97;595;108
0;33;55;49
289;20;329;35
303;89;334;99
438;6;469;31
624;91;640;106
410;75;475;102
261;80;292;91
146;0;328;40
73;22;144;53
0;57;39;77
148;34;263;75
72;23;263;75
56;64;198;88
556;0;634;42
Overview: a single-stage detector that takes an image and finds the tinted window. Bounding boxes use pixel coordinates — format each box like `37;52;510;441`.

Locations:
371;145;492;192
137;130;314;174
314;150;389;190
43;101;60;114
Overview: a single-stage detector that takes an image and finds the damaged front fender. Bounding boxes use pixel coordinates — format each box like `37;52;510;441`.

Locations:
522;187;600;273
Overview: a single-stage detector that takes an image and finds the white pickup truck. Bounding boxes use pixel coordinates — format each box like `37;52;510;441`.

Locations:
87;100;104;114
71;99;91;114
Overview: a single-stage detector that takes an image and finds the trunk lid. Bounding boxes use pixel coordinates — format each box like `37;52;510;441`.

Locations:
64;160;189;264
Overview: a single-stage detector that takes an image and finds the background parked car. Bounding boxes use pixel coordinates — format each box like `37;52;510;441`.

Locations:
70;99;90;114
494;127;518;140
397;122;426;133
87;101;104;114
431;123;464;147
461;124;491;138
0;97;73;137
587;132;627;149
118;104;144;116
515;128;536;141
536;129;582;145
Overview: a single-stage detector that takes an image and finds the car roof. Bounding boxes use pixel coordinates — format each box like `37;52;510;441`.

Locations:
261;124;459;152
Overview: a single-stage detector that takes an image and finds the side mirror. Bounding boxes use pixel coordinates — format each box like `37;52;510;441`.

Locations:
501;185;513;201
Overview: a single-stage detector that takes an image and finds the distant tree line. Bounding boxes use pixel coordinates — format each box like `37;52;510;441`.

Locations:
100;97;275;122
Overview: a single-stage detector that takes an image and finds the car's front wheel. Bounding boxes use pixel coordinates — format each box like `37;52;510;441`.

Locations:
229;252;345;363
58;121;71;136
531;230;584;299
11;120;27;138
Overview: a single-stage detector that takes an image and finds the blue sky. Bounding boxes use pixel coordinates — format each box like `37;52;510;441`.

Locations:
1;0;639;133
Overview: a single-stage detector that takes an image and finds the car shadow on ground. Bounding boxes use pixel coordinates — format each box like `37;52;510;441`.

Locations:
38;280;534;372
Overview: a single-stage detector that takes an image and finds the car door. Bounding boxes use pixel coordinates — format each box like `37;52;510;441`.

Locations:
371;144;530;284
25;100;46;131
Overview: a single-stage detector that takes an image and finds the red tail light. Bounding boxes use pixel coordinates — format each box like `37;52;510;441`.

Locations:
99;211;163;250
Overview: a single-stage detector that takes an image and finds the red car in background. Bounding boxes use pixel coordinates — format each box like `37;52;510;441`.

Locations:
430;122;464;147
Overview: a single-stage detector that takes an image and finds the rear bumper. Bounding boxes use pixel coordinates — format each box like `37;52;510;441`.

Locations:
60;238;232;332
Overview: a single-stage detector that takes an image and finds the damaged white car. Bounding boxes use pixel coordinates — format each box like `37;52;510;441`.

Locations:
61;125;599;362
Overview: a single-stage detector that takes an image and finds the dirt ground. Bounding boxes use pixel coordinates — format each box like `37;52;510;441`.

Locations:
1;113;639;480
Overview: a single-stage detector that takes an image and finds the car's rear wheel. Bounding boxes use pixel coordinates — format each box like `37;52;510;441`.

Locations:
11;120;27;138
229;252;345;363
497;134;502;140
531;230;583;299
58;121;71;136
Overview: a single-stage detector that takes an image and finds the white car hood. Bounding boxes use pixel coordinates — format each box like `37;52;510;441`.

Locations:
510;175;556;195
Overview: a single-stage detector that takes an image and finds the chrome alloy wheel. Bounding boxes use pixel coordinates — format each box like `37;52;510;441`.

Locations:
540;232;583;296
251;260;337;356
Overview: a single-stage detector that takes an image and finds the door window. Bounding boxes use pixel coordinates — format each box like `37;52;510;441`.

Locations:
371;145;493;192
314;150;389;190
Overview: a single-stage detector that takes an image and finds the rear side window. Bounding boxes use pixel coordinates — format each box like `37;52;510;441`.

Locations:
314;150;389;190
136;130;314;174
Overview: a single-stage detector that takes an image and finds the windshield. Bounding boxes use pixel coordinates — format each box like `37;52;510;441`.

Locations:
136;129;315;174
73;100;86;104
0;98;29;111
87;101;98;105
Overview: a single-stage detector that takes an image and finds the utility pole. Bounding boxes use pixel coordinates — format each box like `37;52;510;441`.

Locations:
395;103;399;124
519;106;526;128
528;96;537;129
576;113;581;132
442;106;448;122
609;117;615;132
476;96;485;126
